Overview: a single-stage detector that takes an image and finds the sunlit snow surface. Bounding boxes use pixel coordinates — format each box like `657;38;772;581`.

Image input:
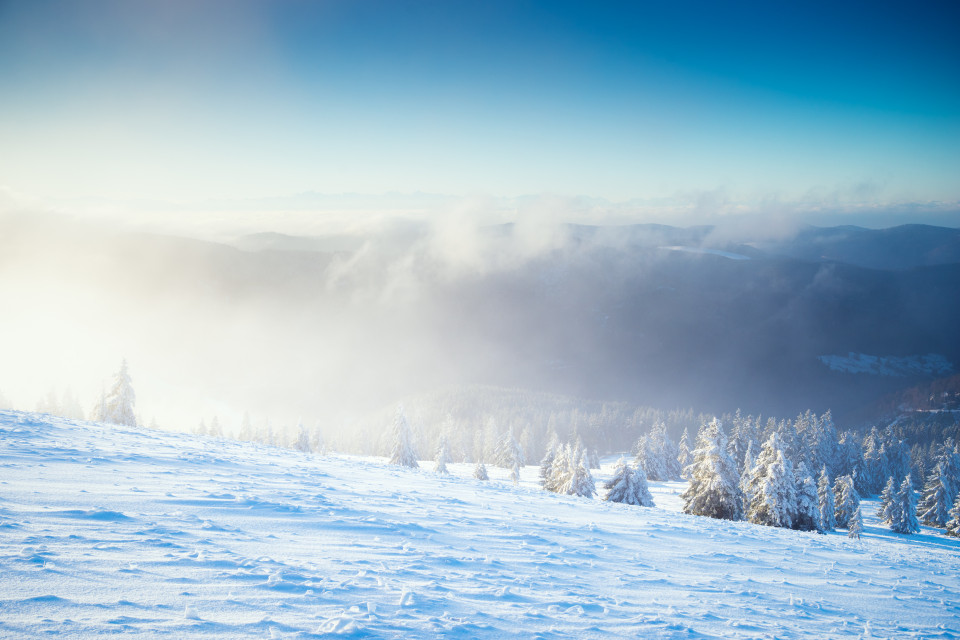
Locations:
2;411;959;639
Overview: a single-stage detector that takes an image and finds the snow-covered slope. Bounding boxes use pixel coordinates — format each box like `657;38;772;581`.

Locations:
2;411;959;639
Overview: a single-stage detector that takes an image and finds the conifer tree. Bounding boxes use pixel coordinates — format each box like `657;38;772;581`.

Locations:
310;424;326;454
90;385;107;423
918;462;955;527
834;475;860;529
434;435;450;474
793;462;822;532
847;504;863;540
678;426;692;479
750;450;797;529
294;421;310;452
681;418;742;521
539;443;557;490
473;459;489;481
739;440;755;515
496;427;525;484
562;449;596;498
876;477;896;524
817;467;837;531
945;492;960;537
889;475;920;534
587;448;601;470
100;359;137;427
238;411;254;441
547;443;572;493
747;433;798;528
389;405;419;468
603;457;654;507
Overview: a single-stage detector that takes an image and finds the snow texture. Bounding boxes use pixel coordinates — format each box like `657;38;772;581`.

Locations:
2;410;960;639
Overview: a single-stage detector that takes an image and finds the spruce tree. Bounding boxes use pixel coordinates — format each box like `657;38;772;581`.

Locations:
547;443;572;493
101;359;137;427
945;492;960;537
562;449;596;498
793;463;822;532
603;458;654;507
434;435;450;474
209;416;224;438
587;448;601;470
310;424;326;454
678;426;692;479
539;444;557;490
817;467;837;531
747;433;797;528
918;462;954;527
738;440;755;515
750;449;797;529
847;504;863;540
834;475;860;529
889;475;920;534
238;411;254;441
388;405;419;468
680;418;743;521
473;459;489;481
294;421;311;452
876;477;896;524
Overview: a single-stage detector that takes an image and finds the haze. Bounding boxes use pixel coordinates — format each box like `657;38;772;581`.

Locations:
1;1;958;435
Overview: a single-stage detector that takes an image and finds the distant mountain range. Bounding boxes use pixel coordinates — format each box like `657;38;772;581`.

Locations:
2;212;957;426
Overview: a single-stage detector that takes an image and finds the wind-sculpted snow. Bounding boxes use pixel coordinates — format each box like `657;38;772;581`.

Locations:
2;411;960;638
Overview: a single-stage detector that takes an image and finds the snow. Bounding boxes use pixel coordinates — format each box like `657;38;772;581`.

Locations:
818;352;954;377
3;411;960;639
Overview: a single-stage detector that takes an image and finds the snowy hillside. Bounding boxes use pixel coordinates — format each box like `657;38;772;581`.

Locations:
2;411;960;639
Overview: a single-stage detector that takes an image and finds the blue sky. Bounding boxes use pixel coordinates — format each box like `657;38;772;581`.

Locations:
0;0;958;225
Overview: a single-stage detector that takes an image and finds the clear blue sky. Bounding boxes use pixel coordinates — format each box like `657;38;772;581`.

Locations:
1;0;958;217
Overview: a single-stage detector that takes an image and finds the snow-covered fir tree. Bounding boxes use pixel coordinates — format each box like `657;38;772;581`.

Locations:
833;475;860;529
547;443;572;493
635;421;681;481
749;449;797;529
738;440;755;515
918;461;957;528
238;411;254;441
561;448;596;498
587;448;601;470
817;467;837;531
208;416;224;438
310;423;325;454
678;426;692;479
603;457;654;507
945;492;960;537
539;442;557;490
97;360;137;427
888;475;920;534
746;433;796;528
388;405;419;468
473;459;488;481
847;504;863;540
876;476;896;525
680;418;742;521
434;435;450;474
793;462;822;532
726;409;751;470
495;427;525;484
294;421;311;452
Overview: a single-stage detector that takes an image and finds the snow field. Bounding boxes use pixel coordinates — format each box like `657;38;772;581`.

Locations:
2;410;960;639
